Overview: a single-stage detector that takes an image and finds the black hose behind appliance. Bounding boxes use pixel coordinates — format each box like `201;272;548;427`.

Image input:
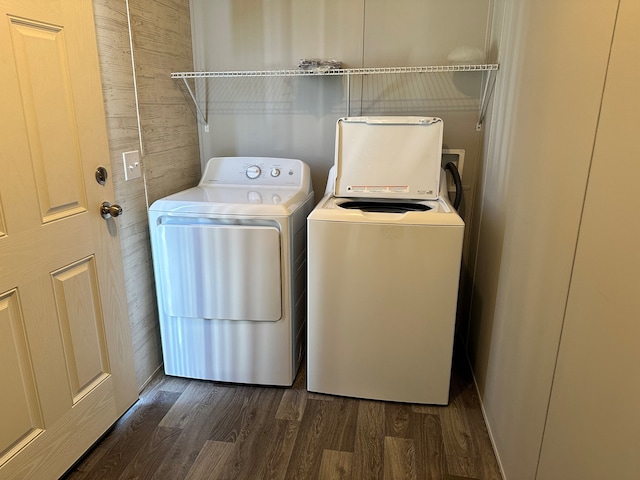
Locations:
444;161;462;211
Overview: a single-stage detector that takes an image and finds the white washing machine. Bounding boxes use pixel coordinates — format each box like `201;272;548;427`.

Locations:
307;117;464;405
149;157;314;386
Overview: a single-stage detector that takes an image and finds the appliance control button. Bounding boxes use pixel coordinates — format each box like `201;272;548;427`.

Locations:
246;165;261;179
272;194;281;204
270;168;280;177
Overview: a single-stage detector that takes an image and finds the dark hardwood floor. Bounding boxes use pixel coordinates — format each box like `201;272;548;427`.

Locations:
63;345;502;480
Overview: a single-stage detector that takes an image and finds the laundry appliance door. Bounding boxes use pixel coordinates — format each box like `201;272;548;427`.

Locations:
334;116;443;200
156;221;281;321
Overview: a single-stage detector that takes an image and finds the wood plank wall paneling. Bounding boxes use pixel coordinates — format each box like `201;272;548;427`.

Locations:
92;0;200;390
128;0;201;205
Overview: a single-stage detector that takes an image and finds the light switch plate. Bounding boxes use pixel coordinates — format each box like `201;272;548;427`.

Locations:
123;150;141;181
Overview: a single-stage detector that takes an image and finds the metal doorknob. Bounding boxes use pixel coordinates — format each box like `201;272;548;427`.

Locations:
100;201;123;219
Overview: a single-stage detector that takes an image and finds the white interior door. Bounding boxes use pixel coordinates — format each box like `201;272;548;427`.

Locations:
0;1;138;478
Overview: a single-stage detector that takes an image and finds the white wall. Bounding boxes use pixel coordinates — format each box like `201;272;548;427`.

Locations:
187;2;493;344
190;0;364;199
470;0;622;478
188;0;490;229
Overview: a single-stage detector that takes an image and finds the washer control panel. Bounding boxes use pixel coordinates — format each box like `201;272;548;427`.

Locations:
200;157;304;187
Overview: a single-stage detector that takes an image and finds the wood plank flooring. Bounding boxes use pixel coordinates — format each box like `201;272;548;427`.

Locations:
62;346;502;480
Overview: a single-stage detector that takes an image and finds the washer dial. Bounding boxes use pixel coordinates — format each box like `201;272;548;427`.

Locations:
246;165;261;179
270;168;281;177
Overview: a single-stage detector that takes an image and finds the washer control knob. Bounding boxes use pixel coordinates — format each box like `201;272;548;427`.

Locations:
270;168;281;177
246;165;261;179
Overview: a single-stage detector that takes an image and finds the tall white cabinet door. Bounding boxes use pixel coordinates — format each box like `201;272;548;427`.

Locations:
537;1;640;478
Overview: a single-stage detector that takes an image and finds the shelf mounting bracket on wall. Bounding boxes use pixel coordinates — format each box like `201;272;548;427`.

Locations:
178;76;209;132
476;67;499;131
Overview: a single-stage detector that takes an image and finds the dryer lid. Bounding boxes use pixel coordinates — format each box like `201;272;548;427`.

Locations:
334;116;443;200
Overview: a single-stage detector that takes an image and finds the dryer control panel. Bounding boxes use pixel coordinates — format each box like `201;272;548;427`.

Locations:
200;157;306;187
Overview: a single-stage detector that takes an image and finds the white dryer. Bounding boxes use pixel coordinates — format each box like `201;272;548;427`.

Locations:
149;157;314;386
307;117;464;404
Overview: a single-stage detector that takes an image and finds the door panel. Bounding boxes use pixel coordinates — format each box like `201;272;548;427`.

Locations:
0;289;43;458
52;256;110;403
8;16;87;223
0;0;137;477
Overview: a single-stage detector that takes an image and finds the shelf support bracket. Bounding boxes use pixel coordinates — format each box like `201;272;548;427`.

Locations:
476;68;498;131
346;74;351;117
179;76;209;132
